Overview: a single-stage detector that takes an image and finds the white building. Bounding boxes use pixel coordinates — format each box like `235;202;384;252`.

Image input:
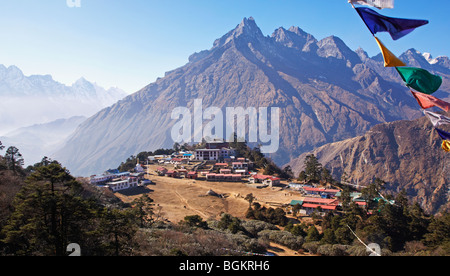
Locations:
90;175;114;185
106;177;139;192
195;149;220;161
195;148;236;161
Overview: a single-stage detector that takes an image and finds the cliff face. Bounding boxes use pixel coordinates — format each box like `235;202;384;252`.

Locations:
54;17;450;177
288;116;450;214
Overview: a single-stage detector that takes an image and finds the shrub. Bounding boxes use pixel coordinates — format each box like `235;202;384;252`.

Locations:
302;241;320;254
241;220;278;237
317;244;350;256
258;230;304;251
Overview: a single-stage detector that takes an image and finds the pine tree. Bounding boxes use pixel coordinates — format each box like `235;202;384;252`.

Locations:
5;146;24;173
304;154;322;183
1;162;95;255
305;225;321;242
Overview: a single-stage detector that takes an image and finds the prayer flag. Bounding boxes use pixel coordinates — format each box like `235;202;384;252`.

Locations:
442;140;450;152
411;91;450;112
396;67;442;94
436;128;450;141
349;0;394;9
355;7;429;40
424;111;450;127
374;36;406;67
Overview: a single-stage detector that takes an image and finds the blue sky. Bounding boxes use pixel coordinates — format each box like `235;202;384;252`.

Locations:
0;0;448;94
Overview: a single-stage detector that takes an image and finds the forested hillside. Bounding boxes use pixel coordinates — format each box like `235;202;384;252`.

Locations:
0;142;448;256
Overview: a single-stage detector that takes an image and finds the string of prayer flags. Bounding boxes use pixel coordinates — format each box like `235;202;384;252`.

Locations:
396;67;442;94
348;0;394;10
435;128;450;141
355;7;429;40
348;1;448;153
411;91;450;112
374;36;406;67
442;140;450;152
424;111;450;127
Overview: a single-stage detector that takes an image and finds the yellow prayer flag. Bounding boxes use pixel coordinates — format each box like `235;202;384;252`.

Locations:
374;37;406;67
443;140;450;152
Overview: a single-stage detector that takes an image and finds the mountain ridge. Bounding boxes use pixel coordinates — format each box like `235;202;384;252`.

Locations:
53;17;450;177
287;115;450;214
0;65;127;134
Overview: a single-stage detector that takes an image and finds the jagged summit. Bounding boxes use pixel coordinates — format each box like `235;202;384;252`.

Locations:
316;35;361;67
271;26;317;52
213;17;265;48
0;65;24;80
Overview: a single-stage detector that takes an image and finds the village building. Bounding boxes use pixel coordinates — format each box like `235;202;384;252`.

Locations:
182;153;195;160
156;167;168;176
106;177;139;192
289;197;340;216
220;169;232;176
165;170;179;178
177;169;188;177
301;187;340;198
249;175;281;186
205;140;229;149
187;171;198;179
90;174;114;185
262;177;281;187
170;158;188;165
194;147;236;161
215;163;229;168
90;171;131;185
234;169;248;176
206;173;242;182
195;149;221;161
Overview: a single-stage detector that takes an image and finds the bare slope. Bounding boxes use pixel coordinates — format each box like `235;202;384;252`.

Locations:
288;115;450;214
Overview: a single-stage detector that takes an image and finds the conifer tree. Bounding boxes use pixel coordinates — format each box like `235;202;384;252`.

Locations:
5;146;24;173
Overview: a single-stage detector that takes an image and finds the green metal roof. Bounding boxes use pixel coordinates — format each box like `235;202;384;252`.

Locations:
290;200;303;206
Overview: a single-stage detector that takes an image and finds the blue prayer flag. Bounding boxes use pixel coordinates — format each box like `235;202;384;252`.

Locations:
355;7;429;40
436;128;450;141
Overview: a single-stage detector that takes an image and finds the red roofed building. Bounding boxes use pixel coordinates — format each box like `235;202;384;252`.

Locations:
187;171;198;179
249;175;281;187
302;197;339;206
301;187;340;198
290;197;340;216
156;167;168;176
165;170;179;178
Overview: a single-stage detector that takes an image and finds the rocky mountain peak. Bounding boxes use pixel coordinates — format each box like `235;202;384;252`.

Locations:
355;47;369;62
271;26;317;52
4;65;24;80
317;35;361;67
213;17;265;48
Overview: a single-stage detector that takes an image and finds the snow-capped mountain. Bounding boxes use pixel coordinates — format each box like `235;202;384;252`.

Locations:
0;65;127;134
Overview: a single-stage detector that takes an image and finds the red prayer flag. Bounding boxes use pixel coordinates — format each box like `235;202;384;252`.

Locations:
411;90;450;112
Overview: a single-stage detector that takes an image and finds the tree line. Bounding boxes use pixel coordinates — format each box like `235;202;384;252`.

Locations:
1;141;448;256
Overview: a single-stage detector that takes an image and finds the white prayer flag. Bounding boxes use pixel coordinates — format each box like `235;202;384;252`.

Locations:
424;110;450;127
348;0;394;9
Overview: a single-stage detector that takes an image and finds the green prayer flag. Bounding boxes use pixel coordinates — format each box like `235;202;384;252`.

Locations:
396;67;442;94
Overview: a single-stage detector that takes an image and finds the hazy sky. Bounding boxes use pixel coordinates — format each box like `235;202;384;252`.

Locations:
0;0;448;94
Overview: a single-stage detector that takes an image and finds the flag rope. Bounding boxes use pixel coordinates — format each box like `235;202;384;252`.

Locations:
347;225;381;256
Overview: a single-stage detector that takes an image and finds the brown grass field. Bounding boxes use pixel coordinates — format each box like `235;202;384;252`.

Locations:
112;164;316;256
114;164;303;223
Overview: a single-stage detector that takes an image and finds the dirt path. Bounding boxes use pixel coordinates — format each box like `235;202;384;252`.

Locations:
173;189;209;218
